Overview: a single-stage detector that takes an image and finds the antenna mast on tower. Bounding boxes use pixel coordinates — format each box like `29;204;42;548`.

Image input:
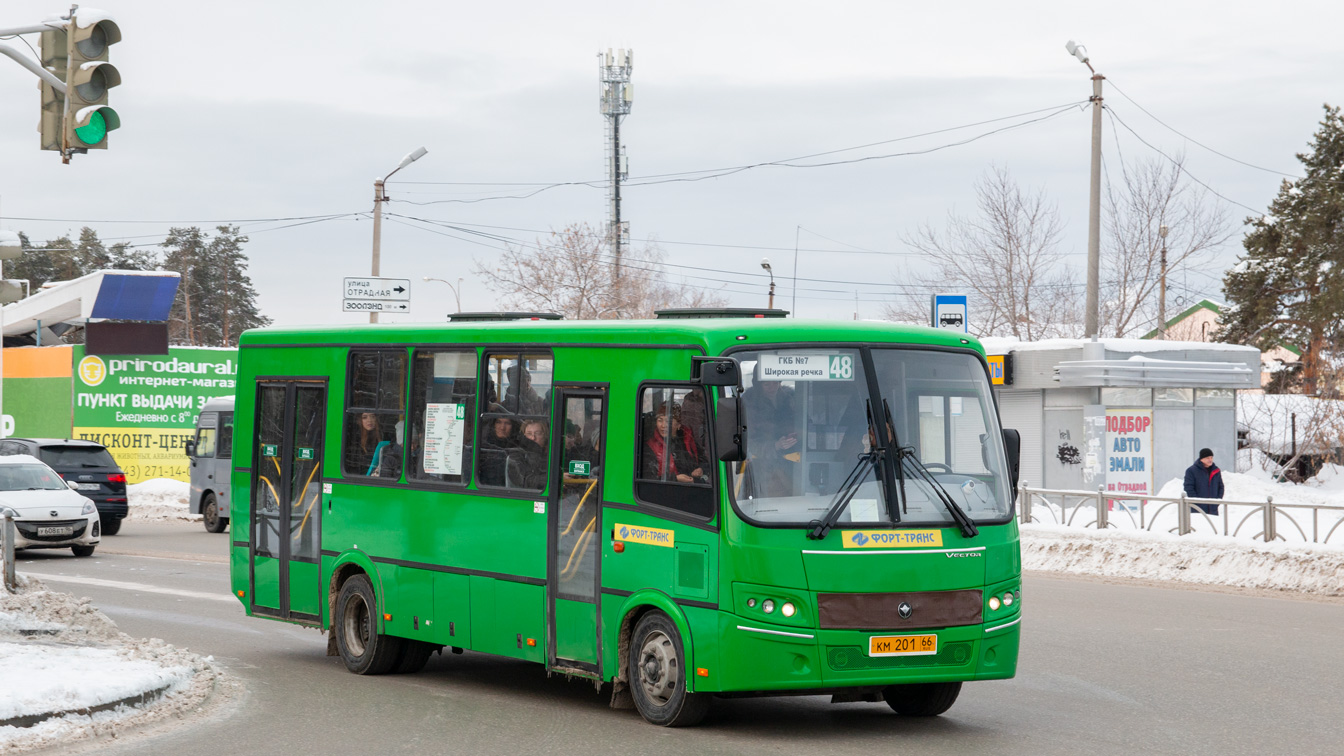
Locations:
598;48;632;281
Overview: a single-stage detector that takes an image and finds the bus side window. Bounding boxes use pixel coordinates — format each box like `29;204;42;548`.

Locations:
218;412;234;459
342;350;408;479
408;350;478;486
479;353;553;492
634;385;714;519
196;427;218;458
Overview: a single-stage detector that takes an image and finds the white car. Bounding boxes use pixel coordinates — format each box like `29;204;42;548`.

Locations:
0;455;102;557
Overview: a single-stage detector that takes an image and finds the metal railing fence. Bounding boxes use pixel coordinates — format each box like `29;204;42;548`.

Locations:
1018;482;1344;546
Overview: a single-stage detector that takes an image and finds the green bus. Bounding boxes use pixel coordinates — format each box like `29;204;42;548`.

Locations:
229;310;1022;726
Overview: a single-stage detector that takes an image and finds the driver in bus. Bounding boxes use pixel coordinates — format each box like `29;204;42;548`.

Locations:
742;377;799;496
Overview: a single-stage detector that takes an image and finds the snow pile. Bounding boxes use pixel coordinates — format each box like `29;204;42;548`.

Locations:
1022;524;1344;596
126;478;197;523
0;577;221;752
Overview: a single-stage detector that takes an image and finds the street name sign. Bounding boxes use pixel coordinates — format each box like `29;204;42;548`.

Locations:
343;277;412;314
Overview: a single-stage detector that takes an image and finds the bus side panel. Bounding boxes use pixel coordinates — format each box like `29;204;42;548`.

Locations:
432;572;471;647
385;564;435;642
470;576;545;663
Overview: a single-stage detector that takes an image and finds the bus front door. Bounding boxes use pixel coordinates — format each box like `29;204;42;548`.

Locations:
250;381;327;624
547;388;607;674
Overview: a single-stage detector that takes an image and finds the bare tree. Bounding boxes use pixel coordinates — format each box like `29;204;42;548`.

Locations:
1100;154;1232;337
472;223;727;319
885;167;1080;339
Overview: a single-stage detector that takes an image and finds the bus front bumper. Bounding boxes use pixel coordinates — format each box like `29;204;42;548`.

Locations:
703;612;1020;693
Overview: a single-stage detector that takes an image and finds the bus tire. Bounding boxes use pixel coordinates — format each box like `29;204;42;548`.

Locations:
203;494;229;533
883;682;962;717
334;574;404;675
392;640;437;674
629;611;709;727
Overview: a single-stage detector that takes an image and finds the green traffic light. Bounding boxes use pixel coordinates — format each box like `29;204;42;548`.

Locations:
74;110;107;145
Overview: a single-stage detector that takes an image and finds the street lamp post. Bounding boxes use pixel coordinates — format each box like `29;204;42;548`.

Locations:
761;258;775;310
423;276;463;316
370;146;428;324
1066;40;1103;338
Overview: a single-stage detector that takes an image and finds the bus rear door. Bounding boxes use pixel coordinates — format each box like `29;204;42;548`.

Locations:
249;381;327;623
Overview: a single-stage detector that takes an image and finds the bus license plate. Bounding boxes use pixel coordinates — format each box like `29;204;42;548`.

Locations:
38;526;74;537
869;634;938;657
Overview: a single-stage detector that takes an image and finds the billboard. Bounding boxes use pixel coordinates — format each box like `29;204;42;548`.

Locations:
1104;409;1153;497
69;346;237;483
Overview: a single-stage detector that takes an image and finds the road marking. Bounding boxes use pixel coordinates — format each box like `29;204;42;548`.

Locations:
21;573;235;603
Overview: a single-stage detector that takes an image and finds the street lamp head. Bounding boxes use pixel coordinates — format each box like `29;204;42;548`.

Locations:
760;258;772;272
1159;224;1169;238
398;146;429;170
1065;40;1088;64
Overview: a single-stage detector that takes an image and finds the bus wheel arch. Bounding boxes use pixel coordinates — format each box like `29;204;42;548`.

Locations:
610;593;697;712
326;553;383;651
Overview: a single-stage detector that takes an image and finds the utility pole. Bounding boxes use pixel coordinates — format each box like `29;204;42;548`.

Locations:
598;48;633;282
1158;224;1169;339
1066;41;1104;338
368;147;428;323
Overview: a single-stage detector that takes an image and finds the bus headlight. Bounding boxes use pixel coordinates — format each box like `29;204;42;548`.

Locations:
781;602;796;618
1002;592;1014;607
988;596;1001;611
762;599;775;614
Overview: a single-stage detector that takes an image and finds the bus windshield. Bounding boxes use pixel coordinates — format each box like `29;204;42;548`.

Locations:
728;347;1012;528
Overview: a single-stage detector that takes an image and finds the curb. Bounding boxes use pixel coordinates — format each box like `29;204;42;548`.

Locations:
0;683;172;729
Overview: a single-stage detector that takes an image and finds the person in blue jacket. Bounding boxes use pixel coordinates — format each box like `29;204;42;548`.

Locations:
1183;448;1225;515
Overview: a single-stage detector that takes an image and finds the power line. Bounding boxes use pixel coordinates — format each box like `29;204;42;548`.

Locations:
386;101;1088;205
1105;106;1263;215
4;212;363;225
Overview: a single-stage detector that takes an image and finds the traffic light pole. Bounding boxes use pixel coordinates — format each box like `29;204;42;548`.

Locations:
0;42;65;91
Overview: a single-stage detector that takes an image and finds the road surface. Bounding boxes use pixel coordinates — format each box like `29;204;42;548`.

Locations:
15;520;1344;755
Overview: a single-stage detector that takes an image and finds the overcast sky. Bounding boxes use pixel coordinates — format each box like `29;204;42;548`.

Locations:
2;0;1341;328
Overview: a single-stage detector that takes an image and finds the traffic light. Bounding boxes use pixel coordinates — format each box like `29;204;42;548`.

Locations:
63;10;121;152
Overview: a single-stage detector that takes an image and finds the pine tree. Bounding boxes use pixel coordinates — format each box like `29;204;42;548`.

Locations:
159;225;270;346
1220;104;1344;393
4;232;57;291
161;226;210;345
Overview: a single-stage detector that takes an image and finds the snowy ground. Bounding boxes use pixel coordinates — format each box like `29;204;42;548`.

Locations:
0;577;221;753
1024;449;1344;595
125;478;197;523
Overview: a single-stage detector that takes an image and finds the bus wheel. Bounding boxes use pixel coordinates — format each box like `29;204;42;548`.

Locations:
335;574;404;675
203;494;228;533
883;682;962;716
629;611;709;727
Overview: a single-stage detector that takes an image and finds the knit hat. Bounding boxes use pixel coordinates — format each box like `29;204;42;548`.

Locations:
1199;448;1214;459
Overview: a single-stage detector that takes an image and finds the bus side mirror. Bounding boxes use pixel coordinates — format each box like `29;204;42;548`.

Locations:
693;357;742;388
184;440;196;458
1001;428;1021;491
715;395;747;462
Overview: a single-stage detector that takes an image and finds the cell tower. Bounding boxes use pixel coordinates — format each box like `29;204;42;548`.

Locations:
598;48;633;280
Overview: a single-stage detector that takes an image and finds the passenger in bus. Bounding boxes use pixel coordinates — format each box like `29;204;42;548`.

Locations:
643;404;706;484
742;379;799;495
679;389;709;452
671;407;709;482
479;415;518;486
349;411;390;476
378;421;405;479
510;420;550;490
504;364;547;415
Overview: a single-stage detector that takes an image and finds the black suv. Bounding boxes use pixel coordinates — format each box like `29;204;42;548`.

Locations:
0;439;129;535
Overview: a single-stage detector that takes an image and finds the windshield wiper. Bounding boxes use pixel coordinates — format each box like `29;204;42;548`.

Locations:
881;400;909;516
898;449;979;538
807;449;880;540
